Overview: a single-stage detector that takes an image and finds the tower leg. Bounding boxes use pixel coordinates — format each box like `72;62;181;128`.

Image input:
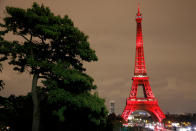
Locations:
129;80;138;98
121;98;165;122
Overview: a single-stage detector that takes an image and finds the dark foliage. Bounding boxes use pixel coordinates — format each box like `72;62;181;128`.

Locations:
0;95;32;130
0;93;108;131
164;113;196;123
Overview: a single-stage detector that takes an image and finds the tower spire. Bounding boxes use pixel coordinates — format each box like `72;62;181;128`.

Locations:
134;5;146;76
137;3;141;16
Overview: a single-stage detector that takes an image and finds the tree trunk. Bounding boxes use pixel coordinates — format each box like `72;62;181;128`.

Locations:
32;73;40;131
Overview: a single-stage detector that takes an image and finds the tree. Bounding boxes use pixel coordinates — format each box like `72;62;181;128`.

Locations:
0;91;107;131
0;25;8;91
0;2;107;131
0;94;32;130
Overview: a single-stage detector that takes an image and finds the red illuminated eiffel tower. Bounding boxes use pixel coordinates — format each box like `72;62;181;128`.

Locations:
121;7;165;122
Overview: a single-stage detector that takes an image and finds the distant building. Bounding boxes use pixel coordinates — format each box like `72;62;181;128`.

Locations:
109;100;115;114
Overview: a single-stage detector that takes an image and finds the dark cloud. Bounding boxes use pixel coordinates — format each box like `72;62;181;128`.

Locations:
0;0;196;114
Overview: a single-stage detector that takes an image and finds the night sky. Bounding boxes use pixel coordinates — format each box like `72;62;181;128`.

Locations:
0;0;196;114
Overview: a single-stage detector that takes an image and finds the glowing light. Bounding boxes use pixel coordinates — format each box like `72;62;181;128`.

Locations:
179;128;187;131
145;123;155;130
186;127;191;131
171;122;180;127
128;115;134;120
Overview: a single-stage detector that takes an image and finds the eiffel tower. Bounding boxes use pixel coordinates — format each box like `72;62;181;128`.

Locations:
121;6;165;122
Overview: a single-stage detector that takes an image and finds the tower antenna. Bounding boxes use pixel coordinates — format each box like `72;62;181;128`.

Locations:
137;2;141;16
